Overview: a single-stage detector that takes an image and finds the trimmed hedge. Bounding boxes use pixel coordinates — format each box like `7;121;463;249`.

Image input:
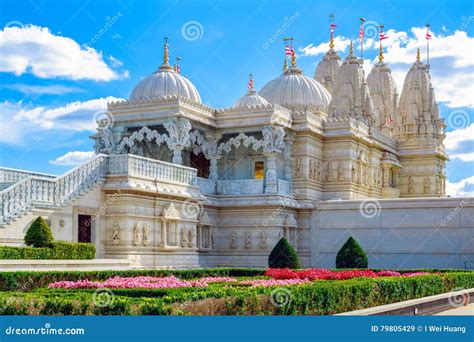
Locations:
24;217;54;248
336;237;368;269
0;272;473;315
268;238;300;269
0;242;96;261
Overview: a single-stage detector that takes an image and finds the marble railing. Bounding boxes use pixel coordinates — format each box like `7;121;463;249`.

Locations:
0;155;107;225
0;167;56;183
108;154;197;186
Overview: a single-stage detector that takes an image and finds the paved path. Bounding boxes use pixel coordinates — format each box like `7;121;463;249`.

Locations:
435;303;474;315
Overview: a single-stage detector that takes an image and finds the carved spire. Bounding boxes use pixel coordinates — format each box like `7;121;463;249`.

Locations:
349;41;354;56
329;14;335;49
163;37;169;65
416;47;421;63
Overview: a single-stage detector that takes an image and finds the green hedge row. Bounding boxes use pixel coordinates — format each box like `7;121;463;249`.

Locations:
0;272;472;315
0;268;264;291
0;242;96;261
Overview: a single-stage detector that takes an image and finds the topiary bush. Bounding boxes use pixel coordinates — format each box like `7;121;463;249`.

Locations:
268;237;300;269
336;236;368;269
24;217;54;248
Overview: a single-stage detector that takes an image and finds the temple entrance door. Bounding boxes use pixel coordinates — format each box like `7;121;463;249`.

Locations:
190;152;210;178
78;215;92;243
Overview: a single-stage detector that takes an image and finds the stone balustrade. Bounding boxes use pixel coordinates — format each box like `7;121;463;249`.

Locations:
0;155;107;225
198;177;291;196
0;167;56;183
108;154;197;185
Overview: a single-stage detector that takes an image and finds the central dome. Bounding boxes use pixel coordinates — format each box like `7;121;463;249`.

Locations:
259;66;331;110
130;64;201;102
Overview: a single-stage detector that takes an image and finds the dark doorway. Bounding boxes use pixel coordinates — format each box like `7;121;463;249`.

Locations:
78;215;92;243
190;152;210;178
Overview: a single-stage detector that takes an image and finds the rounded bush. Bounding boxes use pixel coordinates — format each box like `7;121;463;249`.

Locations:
336;236;368;269
24;217;54;248
268;237;300;269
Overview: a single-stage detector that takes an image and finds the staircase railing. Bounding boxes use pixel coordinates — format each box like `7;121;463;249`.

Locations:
0;167;56;183
0;154;108;225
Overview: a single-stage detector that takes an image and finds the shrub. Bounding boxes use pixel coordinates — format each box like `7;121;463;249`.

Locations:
336;236;368;269
24;217;54;248
0;242;96;260
268;238;300;269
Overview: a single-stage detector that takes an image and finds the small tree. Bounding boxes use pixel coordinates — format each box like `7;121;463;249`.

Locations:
336;236;368;269
268;237;300;269
24;217;54;248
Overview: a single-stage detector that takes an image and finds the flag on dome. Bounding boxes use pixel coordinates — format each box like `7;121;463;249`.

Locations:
426;25;432;40
285;45;293;56
248;78;254;90
386;116;394;125
379;26;388;40
359;18;366;39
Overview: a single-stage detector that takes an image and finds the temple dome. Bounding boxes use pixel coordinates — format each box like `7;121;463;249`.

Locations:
130;64;201;102
234;89;269;107
259;66;331;110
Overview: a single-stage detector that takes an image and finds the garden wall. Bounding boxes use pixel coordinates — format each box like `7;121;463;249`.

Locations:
310;197;474;269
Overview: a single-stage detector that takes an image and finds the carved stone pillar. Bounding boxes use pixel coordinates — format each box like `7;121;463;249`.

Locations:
160;219;167;248
382;164;391;188
204;132;222;181
264;152;278;194
164;118;192;165
392;167;400;188
283;133;295;189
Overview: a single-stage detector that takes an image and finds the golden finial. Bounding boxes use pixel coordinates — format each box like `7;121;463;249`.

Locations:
416;47;421;63
349;41;354;56
283;57;288;72
378;43;384;61
163;37;169;65
329;14;335;49
291;49;296;66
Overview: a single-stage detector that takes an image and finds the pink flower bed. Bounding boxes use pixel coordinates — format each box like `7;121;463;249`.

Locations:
264;268;432;281
48;275;237;290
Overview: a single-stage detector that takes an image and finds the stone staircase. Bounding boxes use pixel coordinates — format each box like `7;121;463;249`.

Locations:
0;155;108;227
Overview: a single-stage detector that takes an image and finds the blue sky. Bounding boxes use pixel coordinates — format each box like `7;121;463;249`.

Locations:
0;0;473;195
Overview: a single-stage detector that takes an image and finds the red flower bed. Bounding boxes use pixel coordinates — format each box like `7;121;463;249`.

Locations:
265;268;429;281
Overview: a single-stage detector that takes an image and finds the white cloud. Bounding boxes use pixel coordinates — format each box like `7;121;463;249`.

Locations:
444;123;474;152
300;36;351;56
0;96;123;146
0;25;128;81
446;176;474;197
300;27;474;108
450;152;474;162
50;151;95;166
4;83;84;95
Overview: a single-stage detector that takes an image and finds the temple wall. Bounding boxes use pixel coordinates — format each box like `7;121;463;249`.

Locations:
310;197;474;269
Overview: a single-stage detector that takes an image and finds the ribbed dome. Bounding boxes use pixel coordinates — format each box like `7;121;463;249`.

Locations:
234;90;269;107
130;64;201;103
259;66;331;110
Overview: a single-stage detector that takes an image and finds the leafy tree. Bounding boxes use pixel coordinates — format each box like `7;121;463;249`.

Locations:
24;217;54;248
336;236;368;269
268;237;301;269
